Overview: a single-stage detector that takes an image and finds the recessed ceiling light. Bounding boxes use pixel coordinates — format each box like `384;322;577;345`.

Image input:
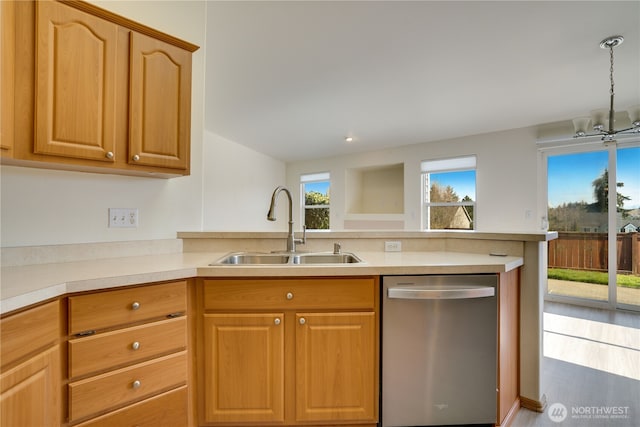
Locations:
345;136;354;143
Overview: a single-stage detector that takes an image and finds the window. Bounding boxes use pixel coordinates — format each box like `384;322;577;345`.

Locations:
301;172;330;230
421;156;476;230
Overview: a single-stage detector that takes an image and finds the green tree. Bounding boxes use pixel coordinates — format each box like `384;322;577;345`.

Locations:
304;191;329;229
590;169;631;217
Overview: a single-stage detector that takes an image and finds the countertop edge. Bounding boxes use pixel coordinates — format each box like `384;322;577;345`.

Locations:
178;230;558;242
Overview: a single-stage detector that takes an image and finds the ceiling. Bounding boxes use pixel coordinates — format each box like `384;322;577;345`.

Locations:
203;1;640;162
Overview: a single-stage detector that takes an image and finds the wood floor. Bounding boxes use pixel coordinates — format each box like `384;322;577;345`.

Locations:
512;301;640;427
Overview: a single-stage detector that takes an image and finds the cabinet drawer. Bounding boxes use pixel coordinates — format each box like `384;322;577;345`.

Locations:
73;386;187;427
69;317;186;378
69;281;186;334
68;351;187;421
1;300;60;368
204;277;376;311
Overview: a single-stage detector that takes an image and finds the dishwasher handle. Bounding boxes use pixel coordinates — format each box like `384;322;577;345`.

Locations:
387;284;495;300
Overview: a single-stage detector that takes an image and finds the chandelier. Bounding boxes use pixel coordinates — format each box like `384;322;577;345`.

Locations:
572;35;640;141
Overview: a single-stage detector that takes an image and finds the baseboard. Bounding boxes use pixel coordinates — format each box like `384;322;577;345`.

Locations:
496;397;520;427
520;393;547;413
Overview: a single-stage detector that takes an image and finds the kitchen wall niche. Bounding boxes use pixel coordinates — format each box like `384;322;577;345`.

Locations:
346;163;404;215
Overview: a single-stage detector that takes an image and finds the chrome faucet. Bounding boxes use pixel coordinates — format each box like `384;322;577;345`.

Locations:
267;186;306;253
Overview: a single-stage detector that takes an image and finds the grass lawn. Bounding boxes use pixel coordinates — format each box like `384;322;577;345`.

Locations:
548;268;640;289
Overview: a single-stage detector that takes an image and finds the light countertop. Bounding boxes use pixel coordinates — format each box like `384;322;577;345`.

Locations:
1;250;523;315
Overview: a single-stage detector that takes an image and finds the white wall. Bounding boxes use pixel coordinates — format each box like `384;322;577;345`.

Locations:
287;126;546;233
201;131;286;231
0;1;209;247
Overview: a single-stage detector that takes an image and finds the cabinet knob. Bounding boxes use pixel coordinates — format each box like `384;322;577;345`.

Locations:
131;301;141;310
286;292;293;300
132;380;141;389
132;341;141;350
299;317;306;325
274;318;281;325
105;151;114;159
132;154;140;162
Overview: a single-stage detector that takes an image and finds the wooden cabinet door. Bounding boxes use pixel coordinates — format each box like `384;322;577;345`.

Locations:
203;313;284;424
1;0;15;156
129;31;191;171
0;346;61;427
34;1;117;162
295;312;376;423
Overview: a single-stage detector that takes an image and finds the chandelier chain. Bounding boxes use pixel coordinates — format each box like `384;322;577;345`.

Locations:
609;45;615;98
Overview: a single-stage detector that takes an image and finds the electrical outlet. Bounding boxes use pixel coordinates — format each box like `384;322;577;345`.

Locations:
109;208;138;228
384;241;402;252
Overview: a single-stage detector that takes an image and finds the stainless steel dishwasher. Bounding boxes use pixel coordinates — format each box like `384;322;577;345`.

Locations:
382;274;498;427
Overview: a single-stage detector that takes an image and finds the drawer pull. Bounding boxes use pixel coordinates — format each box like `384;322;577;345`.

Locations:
132;341;141;350
274;318;281;325
75;330;96;337
132;380;141;389
286;292;293;300
131;301;141;310
299;317;306;325
167;312;184;318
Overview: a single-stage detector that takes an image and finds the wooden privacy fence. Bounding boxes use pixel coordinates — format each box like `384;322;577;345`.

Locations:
548;232;640;274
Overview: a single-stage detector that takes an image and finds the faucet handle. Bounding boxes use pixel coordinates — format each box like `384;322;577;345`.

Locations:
333;243;341;254
295;225;307;246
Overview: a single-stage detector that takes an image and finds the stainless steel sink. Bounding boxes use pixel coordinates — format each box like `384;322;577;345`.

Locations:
214;253;290;265
291;253;361;264
212;251;362;265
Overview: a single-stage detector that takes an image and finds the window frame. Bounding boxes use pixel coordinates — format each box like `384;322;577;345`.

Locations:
300;172;331;230
421;155;477;231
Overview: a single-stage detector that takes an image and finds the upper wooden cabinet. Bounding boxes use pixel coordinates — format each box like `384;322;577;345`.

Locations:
129;32;192;170
5;0;198;177
34;0;118;163
1;0;15;156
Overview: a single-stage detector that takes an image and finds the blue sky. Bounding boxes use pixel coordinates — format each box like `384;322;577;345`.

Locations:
548;147;640;209
431;170;476;201
304;181;330;195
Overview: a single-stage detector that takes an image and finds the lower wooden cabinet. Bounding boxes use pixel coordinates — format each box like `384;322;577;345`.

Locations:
0;300;62;427
200;277;380;426
73;386;188;427
497;269;521;426
203;313;285;424
295;312;376;423
1;346;61;427
67;280;189;425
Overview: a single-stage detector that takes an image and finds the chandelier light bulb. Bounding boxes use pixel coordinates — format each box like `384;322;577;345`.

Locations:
572;117;591;137
590;109;608;131
628;105;640;128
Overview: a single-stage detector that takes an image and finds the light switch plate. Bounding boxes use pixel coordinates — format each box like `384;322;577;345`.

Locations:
109;208;138;228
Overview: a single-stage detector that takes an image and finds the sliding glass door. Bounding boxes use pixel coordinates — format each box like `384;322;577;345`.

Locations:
545;142;640;310
616;146;640;307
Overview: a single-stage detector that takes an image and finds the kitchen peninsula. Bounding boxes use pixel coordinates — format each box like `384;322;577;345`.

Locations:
1;230;556;427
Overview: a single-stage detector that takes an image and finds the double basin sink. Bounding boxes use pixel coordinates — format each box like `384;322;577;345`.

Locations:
213;252;362;265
